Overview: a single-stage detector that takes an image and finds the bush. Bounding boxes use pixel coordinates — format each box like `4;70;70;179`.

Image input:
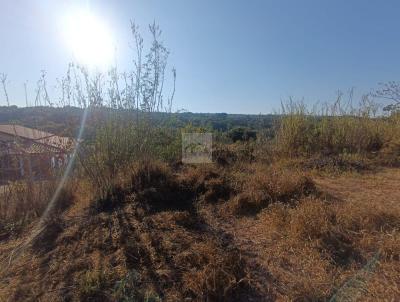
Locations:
227;127;257;142
78;118;181;199
274;99;400;159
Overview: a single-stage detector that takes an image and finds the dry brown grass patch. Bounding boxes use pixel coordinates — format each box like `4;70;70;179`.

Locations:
288;198;334;240
230;165;316;215
182;165;232;203
177;242;250;301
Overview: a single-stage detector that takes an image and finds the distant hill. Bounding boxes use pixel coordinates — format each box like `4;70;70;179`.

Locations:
0;106;277;138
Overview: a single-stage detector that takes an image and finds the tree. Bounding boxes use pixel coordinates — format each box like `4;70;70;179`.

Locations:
372;81;400;112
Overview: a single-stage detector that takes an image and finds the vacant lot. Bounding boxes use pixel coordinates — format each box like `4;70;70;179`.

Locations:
0;163;399;301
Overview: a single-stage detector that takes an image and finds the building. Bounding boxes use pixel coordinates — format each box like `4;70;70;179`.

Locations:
0;125;76;182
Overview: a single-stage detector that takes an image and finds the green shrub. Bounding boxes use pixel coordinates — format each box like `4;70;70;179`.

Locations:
227;127;257;142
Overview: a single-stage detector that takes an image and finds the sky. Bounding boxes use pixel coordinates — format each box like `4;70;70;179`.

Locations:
1;0;400;114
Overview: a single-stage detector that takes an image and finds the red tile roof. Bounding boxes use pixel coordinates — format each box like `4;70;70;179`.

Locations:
0;125;75;154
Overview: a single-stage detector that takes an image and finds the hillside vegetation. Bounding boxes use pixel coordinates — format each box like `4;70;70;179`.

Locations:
0;106;275;139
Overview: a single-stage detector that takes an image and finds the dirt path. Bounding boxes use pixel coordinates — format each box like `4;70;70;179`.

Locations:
314;169;400;208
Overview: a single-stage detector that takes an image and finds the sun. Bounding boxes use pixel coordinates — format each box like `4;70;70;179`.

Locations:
62;10;114;69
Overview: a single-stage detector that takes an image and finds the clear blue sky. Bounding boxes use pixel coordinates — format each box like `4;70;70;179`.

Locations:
1;0;400;113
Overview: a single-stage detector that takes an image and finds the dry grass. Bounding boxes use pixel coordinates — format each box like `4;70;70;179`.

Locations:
0;179;75;242
0;162;258;301
182;164;232;203
229;164;316;215
0;181;55;222
0;160;399;301
210;168;400;301
177;242;250;300
275;101;400;158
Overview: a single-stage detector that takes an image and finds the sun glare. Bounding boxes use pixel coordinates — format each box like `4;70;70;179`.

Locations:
63;10;114;69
